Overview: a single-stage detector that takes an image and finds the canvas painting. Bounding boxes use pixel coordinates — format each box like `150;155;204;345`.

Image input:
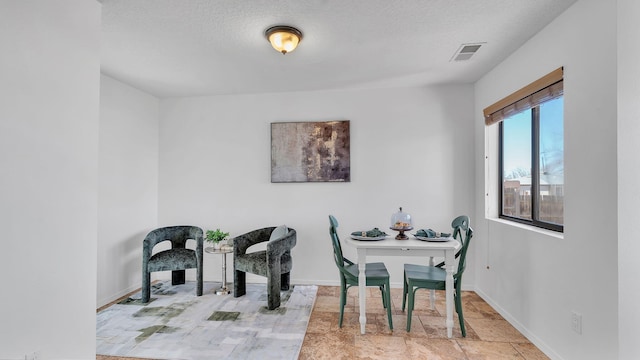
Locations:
271;120;350;183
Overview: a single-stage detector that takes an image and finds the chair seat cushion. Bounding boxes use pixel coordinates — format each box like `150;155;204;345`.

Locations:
235;251;293;276
404;264;446;288
147;248;197;272
404;263;435;273
344;262;389;280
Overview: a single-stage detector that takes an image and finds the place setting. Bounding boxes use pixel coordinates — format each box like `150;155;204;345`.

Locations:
412;228;453;242
350;227;388;241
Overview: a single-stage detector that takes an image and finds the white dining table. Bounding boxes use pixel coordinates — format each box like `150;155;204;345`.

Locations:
345;234;461;337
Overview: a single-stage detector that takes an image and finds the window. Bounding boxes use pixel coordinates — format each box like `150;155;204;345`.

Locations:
485;68;564;232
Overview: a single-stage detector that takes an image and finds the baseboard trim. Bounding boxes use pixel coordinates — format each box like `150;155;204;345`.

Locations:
473;287;563;360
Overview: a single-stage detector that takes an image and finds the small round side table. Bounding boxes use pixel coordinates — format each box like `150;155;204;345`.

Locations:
205;246;233;295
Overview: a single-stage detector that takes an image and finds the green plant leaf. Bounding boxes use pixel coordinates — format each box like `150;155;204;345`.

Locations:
205;228;229;243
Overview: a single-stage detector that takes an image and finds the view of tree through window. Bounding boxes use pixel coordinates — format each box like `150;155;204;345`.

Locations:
500;96;563;231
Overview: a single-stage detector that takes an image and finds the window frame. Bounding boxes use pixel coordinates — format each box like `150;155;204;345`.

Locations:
498;103;564;232
484;67;564;232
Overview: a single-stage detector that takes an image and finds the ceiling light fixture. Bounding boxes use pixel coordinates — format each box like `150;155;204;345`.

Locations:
265;25;303;55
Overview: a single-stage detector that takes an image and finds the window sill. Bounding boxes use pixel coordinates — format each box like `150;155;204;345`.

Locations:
486;217;564;240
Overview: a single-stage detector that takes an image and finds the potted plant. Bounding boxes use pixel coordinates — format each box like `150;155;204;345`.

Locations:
206;228;230;249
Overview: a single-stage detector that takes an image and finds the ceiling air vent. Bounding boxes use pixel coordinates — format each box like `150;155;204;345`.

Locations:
450;43;484;62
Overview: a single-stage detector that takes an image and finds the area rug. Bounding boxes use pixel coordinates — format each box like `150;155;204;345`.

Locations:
96;281;317;360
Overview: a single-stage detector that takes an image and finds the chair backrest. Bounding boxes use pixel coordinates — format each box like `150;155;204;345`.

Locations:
435;215;470;269
451;215;470;244
144;226;203;250
455;226;474;278
328;215;347;270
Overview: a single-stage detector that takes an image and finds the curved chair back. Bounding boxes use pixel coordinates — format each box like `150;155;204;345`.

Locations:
455;226;474;278
329;215;347;270
451;215;470;244
143;226;203;251
434;215;470;268
143;225;203;264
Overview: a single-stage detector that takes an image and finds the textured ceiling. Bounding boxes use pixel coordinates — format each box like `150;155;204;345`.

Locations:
100;0;577;98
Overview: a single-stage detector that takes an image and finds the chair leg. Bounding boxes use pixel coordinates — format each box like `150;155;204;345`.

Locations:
379;285;387;308
267;270;281;310
407;286;415;332
455;291;466;337
172;269;186;285
384;281;393;330
402;272;407;311
234;270;246;298
142;271;151;303
280;272;290;291
196;263;203;297
339;278;346;328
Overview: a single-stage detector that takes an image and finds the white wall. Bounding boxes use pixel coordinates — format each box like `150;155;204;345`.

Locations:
0;1;101;359
474;0;617;359
158;85;475;287
98;75;159;307
617;1;640;359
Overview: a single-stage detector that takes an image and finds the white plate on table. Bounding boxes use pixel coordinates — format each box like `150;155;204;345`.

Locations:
351;235;387;241
413;235;453;242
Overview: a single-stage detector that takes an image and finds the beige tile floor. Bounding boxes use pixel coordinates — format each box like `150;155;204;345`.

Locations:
299;286;550;360
97;285;549;360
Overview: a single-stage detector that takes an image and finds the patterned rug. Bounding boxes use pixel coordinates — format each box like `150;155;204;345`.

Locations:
96;281;317;360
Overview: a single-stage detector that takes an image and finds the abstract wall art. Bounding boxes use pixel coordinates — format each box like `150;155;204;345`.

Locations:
271;120;350;183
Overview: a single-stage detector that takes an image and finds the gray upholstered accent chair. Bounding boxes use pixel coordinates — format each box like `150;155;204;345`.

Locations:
233;226;297;310
142;225;204;303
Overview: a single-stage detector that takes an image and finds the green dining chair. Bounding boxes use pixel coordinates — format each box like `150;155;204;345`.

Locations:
329;215;393;330
402;222;473;334
404;215;470;314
